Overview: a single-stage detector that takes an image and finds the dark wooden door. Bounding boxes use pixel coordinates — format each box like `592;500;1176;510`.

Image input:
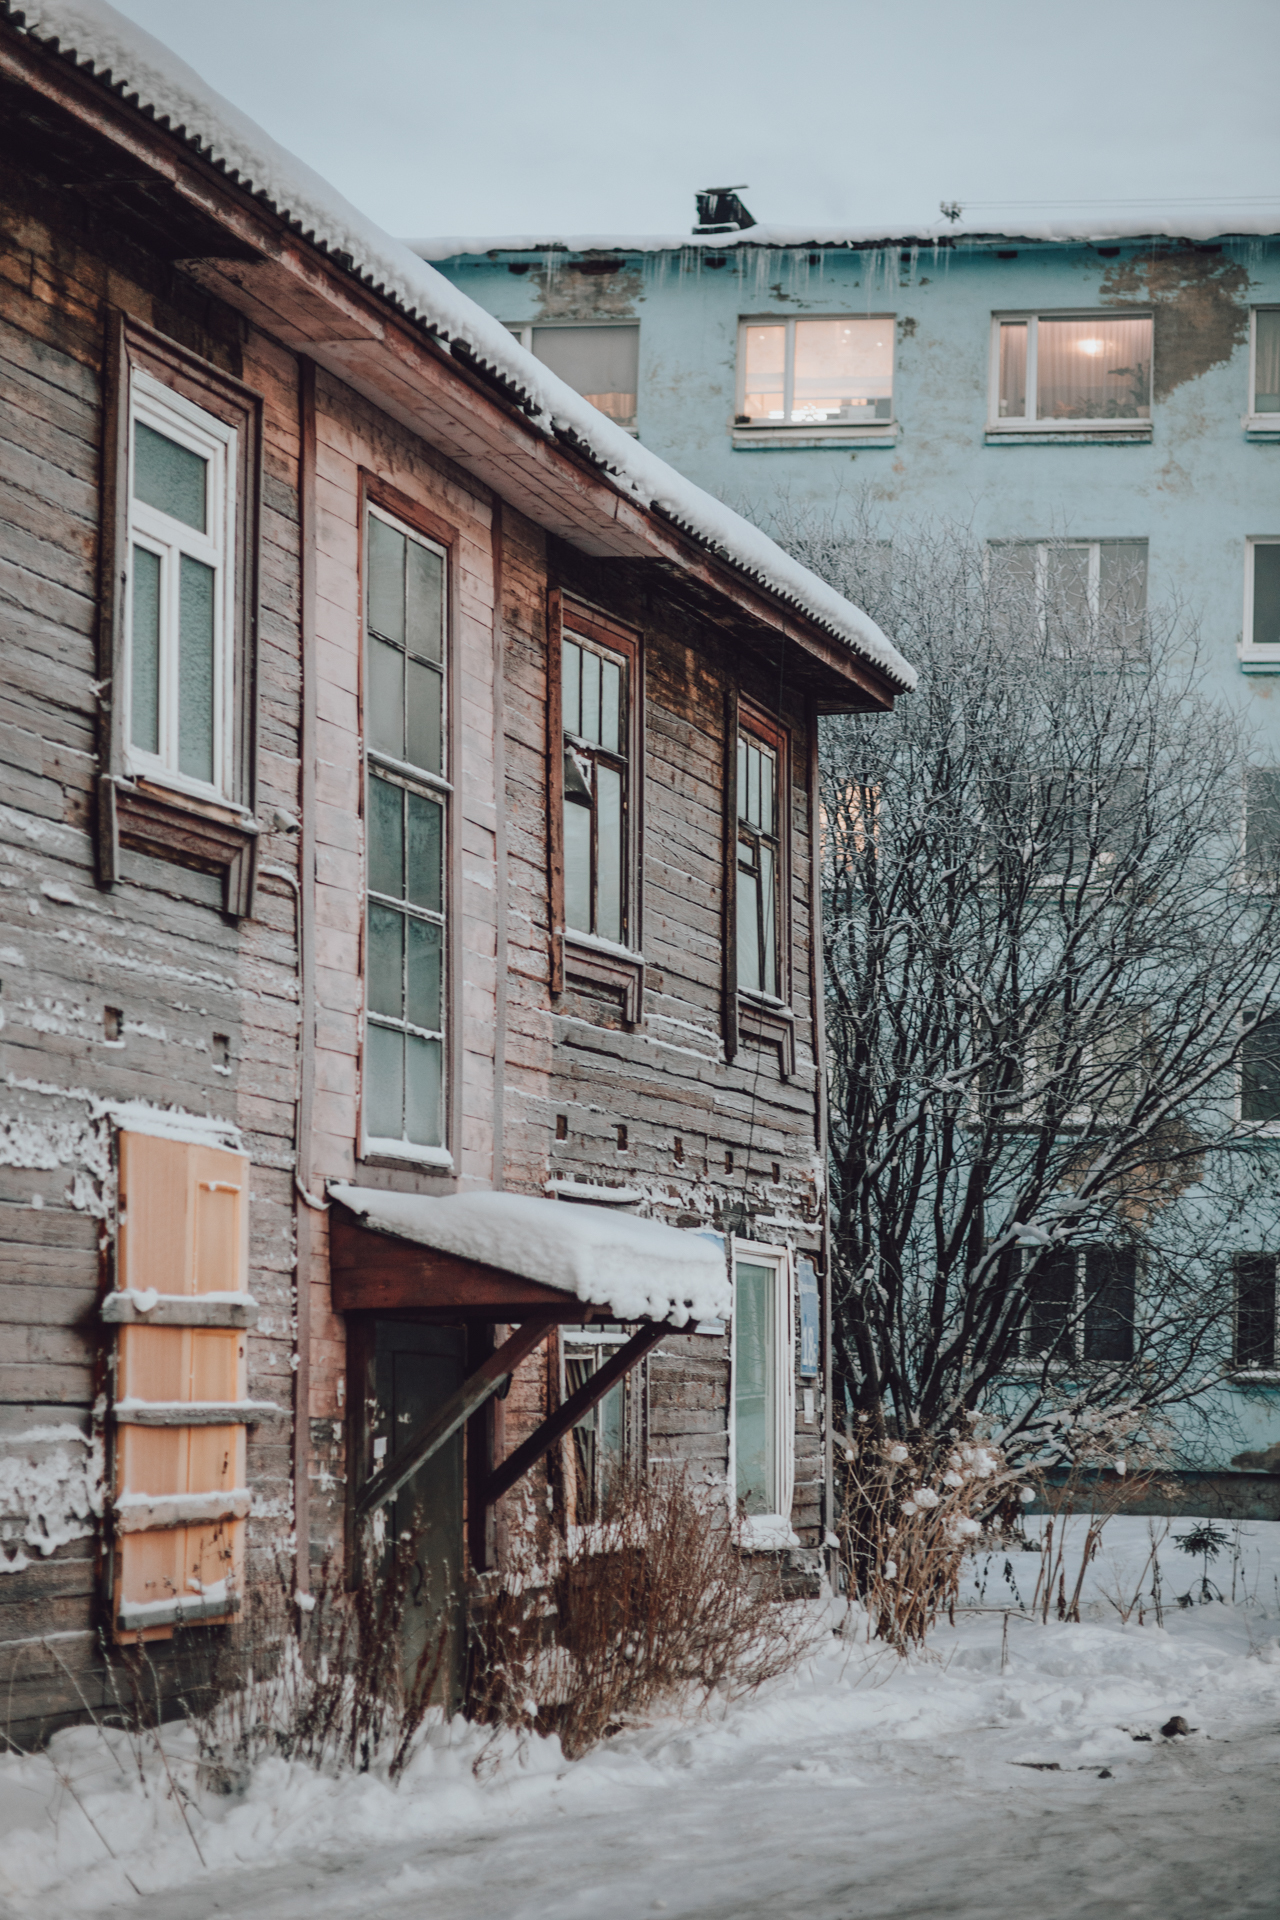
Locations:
373;1321;466;1706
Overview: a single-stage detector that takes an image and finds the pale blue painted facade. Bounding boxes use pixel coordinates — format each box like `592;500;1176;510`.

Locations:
431;229;1280;1499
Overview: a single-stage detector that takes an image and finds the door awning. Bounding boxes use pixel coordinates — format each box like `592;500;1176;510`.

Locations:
328;1184;730;1326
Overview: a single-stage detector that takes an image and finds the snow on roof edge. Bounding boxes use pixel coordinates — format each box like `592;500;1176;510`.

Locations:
414;214;1280;258
5;0;914;694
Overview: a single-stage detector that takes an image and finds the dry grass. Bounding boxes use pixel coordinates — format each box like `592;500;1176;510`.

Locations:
468;1467;820;1760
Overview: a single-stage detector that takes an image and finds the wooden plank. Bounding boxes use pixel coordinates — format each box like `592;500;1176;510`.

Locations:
330;1207;593;1316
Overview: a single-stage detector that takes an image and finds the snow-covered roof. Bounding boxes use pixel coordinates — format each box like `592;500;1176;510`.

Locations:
416;209;1280;258
4;0;914;695
328;1186;730;1328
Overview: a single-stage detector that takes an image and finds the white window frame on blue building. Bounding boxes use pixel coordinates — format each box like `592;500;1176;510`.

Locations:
1241;537;1280;673
733;314;898;449
1245;308;1280;437
986;310;1154;440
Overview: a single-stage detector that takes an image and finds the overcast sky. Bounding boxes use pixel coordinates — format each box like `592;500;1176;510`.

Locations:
111;0;1279;241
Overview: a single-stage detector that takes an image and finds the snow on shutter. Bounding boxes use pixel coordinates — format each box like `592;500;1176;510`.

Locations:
109;1133;255;1641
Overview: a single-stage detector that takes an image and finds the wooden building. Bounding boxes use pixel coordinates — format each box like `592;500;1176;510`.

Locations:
0;0;913;1740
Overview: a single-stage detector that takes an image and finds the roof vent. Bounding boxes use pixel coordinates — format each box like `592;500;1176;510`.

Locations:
694;186;755;234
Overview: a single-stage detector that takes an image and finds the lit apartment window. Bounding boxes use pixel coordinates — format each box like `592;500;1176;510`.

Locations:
562;630;629;946
363;506;448;1159
737;316;894;429
125;374;236;796
737;729;780;996
1233;1254;1278;1370
991;313;1152;429
732;1246;794;1523
507;323;639;431
1022;1246;1136;1363
1242;538;1280;669
1248;309;1280;419
991;538;1148;652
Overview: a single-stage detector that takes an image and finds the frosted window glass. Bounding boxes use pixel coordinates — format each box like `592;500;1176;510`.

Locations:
130;544;160;754
601;658;621;754
368;775;403;899
405;540;443;662
564;799;591;933
368;515;405;645
178;555;215;784
760;845;777;993
596;764;623;944
406;658;442;773
405;1035;443;1146
365;1024;403;1139
368;636;403;760
734;1262;775;1515
737;849;761;993
367;903;404;1019
407;918;442;1032
134;422;206;532
406;791;442;913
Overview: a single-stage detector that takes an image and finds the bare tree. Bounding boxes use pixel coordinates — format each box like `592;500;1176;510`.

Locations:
776;504;1280;1471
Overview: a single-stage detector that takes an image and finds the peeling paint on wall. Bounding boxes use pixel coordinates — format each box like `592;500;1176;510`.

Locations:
1100;248;1250;400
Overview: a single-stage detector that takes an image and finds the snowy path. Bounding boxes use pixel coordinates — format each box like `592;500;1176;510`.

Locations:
3;1521;1279;1919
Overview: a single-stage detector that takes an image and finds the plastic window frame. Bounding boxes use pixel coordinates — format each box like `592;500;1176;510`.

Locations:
986;310;1154;433
1240;536;1280;672
727;1238;796;1536
1245;307;1280;429
734;314;896;433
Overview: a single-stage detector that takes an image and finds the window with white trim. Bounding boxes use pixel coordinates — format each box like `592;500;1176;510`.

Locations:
1022;1246;1136;1364
990;538;1148;653
1244;768;1280;884
736;316;894;432
990;313;1152;430
125;373;236;797
1248;309;1280;422
363;505;449;1160
1233;1254;1278;1371
506;323;639;432
1242;538;1280;670
731;1245;794;1524
737;729;780;996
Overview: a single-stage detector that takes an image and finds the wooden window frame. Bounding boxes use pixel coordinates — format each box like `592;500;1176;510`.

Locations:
986;310;1154;437
97;311;263;917
730;700;794;1076
358;475;461;1173
548;592;645;1025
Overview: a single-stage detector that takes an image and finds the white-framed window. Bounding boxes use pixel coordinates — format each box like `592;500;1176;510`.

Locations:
989;312;1152;432
1247;309;1280;425
1021;1246;1136;1365
989;538;1148;654
1232;1254;1279;1372
1241;538;1280;671
735;315;894;435
124;372;236;798
505;322;639;432
730;1241;795;1535
1239;1011;1280;1132
362;503;450;1164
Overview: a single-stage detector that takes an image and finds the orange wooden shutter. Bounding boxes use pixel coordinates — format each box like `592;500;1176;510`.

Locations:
110;1132;252;1642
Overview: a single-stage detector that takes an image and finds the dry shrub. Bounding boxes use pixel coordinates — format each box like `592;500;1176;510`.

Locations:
173;1536;449;1787
836;1427;1034;1651
468;1467;818;1759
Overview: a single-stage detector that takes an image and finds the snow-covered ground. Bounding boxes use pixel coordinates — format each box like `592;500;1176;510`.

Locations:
2;1517;1278;1919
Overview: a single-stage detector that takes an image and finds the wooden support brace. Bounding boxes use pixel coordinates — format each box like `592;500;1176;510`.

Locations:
354;1312;559;1522
485;1319;673;1508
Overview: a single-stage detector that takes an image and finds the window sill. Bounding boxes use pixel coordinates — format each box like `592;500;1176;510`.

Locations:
102;774;258;917
545;1178;642;1206
984;422;1152;446
1227;1368;1280;1384
1238;650;1280;675
1243;417;1280;440
732;423;897;450
737;991;795;1077
561;930;644;1026
361;1141;455;1171
736;1513;801;1551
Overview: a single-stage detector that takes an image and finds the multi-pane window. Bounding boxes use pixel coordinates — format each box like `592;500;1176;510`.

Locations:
364;507;447;1157
991;539;1148;653
1249;310;1280;418
506;324;639;431
562;632;628;945
126;373;235;795
993;314;1152;426
563;1326;629;1523
1233;1254;1278;1370
1244;538;1280;663
737;731;780;996
1023;1246;1136;1364
1240;1012;1280;1125
738;317;894;427
732;1250;793;1520
1244;769;1280;883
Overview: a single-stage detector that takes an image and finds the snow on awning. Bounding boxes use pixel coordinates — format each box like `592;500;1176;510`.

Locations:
327;1186;730;1328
